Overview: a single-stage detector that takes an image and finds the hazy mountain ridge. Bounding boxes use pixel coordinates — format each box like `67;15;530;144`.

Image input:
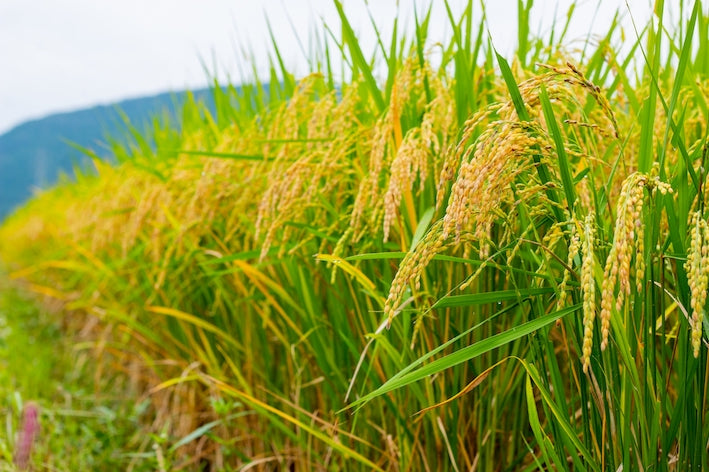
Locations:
0;88;215;220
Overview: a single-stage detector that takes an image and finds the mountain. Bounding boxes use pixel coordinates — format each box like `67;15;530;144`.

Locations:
0;88;216;221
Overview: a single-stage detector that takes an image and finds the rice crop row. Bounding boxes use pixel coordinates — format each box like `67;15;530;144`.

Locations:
1;1;707;470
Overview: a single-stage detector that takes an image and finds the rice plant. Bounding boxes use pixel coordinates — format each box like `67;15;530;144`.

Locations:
0;1;707;470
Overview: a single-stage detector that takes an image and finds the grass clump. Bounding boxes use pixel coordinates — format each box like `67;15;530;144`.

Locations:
0;276;155;471
0;1;708;470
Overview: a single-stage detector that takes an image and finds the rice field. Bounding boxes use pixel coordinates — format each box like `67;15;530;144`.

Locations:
1;1;708;470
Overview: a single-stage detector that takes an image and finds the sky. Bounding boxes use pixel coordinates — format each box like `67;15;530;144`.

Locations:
0;0;656;135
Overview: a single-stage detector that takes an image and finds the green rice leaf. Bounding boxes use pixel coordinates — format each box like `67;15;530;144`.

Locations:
539;84;576;212
432;287;554;308
347;304;579;410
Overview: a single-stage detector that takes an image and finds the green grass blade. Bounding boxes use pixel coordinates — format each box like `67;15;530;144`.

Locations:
432;287;555;309
525;376;565;469
523;362;601;471
333;0;385;112
173;149;266;161
658;0;699;170
539;84;576;213
347;304;580;410
496;51;564;221
517;0;532;67
496;50;530;121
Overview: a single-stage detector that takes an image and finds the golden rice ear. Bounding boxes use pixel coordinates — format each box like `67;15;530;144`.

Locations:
383;221;446;324
599;171;674;352
350;58;438;243
383;128;426;242
685;210;709;358
382;76;456;243
599;174;644;351
254;78;367;261
580;213;596;373
556;221;580;312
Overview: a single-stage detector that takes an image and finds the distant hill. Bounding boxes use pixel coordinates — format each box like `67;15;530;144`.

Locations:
0;88;216;220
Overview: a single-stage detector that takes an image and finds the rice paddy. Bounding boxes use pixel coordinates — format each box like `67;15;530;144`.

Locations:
1;1;707;470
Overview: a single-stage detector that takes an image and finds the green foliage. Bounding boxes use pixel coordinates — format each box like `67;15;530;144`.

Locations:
0;278;155;471
1;1;708;471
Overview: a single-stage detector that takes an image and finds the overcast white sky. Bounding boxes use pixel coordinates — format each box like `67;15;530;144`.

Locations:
0;0;656;134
